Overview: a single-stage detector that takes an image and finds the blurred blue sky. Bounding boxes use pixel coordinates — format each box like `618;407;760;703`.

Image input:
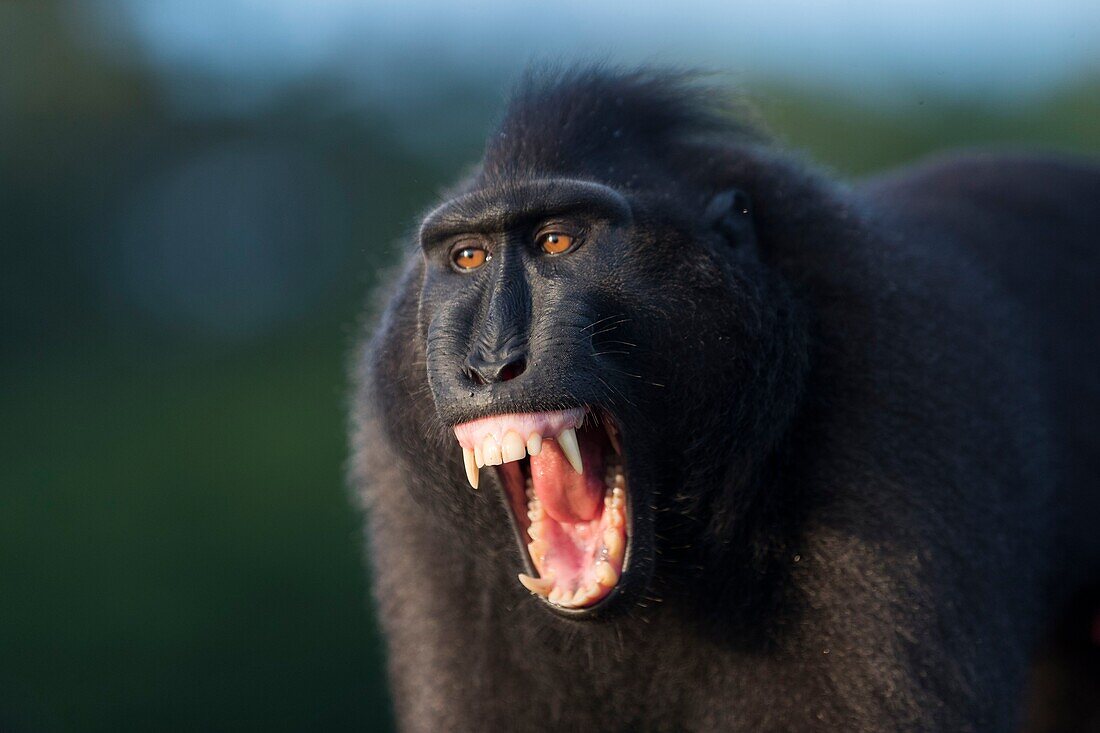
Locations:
100;0;1099;109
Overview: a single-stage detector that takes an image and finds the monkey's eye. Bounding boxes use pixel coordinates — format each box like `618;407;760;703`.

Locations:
451;243;489;271
537;231;575;255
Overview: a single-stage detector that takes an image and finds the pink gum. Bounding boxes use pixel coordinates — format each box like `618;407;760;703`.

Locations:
453;408;585;450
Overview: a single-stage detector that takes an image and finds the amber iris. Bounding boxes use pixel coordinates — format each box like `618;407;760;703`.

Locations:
539;232;574;254
452;245;488;270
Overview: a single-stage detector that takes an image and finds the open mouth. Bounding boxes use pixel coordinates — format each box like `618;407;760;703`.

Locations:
453;408;630;610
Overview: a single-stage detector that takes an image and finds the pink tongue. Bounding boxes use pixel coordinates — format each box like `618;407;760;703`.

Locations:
529;436;606;523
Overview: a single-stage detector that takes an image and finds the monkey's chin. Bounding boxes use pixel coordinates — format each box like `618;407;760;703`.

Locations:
453;408;631;612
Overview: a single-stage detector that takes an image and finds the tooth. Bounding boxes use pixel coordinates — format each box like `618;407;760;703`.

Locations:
501;431;526;463
527;522;543;540
603;528;624;561
606;424;622;455
548;587;564;604
473;443;484;468
526;432;543;456
482;435;502;466
596;560;618;587
518;573;553;596
462;447;479;489
552;588;573;606
556;427;583;474
528;539;549;563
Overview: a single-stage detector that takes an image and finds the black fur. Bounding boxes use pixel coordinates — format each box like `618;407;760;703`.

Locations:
350;68;1100;731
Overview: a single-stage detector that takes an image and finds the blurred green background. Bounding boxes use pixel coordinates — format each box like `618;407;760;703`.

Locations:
1;1;1097;731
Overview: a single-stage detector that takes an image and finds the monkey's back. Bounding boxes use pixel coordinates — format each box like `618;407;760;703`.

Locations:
862;152;1100;582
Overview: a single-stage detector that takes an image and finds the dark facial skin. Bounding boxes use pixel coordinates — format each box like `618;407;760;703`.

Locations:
418;179;635;427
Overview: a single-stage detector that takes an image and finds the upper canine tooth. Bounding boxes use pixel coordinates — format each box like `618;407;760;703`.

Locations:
556;427;583;474
501;431;526;463
526;433;543;456
462;447;479;490
482;435;502;466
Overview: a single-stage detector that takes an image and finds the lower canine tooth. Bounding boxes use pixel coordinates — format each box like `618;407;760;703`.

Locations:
518;574;553;596
462;447;479;489
556;427;584;474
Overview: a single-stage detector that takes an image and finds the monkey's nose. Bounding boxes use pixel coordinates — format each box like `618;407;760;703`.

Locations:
464;349;528;386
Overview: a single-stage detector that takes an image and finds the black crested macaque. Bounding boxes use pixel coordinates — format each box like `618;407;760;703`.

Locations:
350;68;1100;732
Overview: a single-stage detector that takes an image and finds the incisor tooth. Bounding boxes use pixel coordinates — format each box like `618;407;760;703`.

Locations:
526;433;543;456
462;447;479;490
551;588;573;606
518;573;553;596
501;431;526;463
556;427;583;474
482;435;502;466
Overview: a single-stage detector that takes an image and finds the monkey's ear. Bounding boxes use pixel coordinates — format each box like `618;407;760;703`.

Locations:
704;189;755;248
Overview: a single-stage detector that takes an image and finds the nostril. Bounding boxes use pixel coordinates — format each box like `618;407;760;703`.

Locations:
464;367;487;386
498;356;526;382
464;353;527;386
